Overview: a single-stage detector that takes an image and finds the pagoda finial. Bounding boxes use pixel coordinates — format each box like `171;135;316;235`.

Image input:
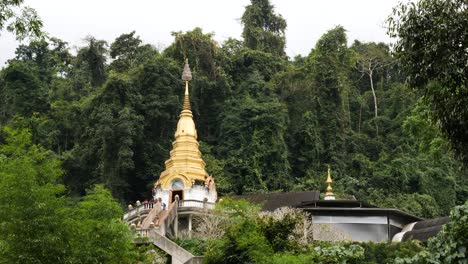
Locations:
181;59;192;111
324;165;335;200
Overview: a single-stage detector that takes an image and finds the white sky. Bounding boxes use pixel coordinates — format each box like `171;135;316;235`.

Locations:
0;0;400;66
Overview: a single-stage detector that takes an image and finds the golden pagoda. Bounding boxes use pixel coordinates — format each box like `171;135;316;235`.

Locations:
153;60;217;205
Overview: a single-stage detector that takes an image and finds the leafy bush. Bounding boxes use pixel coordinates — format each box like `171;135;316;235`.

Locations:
203;199;272;264
204;219;272;264
0;129;144;263
360;241;424;263
66;185;140;263
310;244;365;264
257;207;312;252
175;238;207;256
269;253;312;264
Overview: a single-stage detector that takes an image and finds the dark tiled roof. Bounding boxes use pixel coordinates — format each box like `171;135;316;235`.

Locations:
413;216;449;230
231;191;320;211
402;216;449;242
303;207;422;222
230;191;425;225
402;226;443;242
300;200;376;208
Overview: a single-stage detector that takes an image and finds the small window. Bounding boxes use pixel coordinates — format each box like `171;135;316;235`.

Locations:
171;179;184;189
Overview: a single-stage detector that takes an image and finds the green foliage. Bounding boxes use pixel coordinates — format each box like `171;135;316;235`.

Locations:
307;25;352;166
0;128;68;263
175;238;207;256
257;208;307;252
0;60;48;119
165;28;232;142
311;244;365;264
0;128;144;263
388;0;468;165
165;28;217;76
426;201;468;263
204;199;273;264
75;36;108;87
0;0;43;40
395;201;468;264
217;78;291;193
215;198;262;222
360;241;425;263
110;31;143;72
199;142;230;194
241;0;287;57
258;214;298;252
368;192;441;219
109;31;159;74
269;254;312;264
69;73;143;197
67;55;181;200
189;200;429;263
0;0;466;222
2;4;466;264
66;184;139;263
14;38;72;81
267;242;422;264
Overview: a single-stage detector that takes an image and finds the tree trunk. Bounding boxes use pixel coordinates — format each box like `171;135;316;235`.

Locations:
369;70;379;136
358;102;362;134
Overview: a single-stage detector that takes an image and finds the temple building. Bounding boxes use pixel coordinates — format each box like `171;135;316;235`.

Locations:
236;167;447;243
152;61;217;207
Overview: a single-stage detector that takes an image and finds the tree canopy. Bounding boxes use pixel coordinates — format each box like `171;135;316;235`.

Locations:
0;0;466;229
388;0;468;164
0;0;467;261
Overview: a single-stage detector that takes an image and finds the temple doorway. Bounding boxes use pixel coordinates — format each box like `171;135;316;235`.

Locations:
170;190;183;204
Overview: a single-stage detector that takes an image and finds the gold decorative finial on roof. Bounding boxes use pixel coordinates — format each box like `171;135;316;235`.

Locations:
325;165;335;200
181;59;192;111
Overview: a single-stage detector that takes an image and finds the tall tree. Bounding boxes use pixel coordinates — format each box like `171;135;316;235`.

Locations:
305;26;353;173
0;128;70;263
66;185;139;263
67;73;143;199
217;72;290;193
75;36;108;87
0;128;143;262
0;60;48;120
109;31;158;73
241;0;287;57
13;38;72;84
352;41;393;135
388;0;468;165
165;28;232;142
66;55;182;201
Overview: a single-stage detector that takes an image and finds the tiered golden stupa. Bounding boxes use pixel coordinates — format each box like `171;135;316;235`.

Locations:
153;60;216;205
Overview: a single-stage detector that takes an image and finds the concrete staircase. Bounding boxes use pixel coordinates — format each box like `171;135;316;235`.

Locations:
131;199;203;264
141;203;162;229
136;229;202;264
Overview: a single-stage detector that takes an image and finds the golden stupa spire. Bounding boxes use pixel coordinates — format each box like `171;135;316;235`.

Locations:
325;165;335;200
156;60;208;189
181;59;192;111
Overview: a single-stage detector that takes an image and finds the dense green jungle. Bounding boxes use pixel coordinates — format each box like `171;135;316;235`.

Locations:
0;0;466;263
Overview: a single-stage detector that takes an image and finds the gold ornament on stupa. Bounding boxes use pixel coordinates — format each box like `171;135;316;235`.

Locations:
324;165;335;200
